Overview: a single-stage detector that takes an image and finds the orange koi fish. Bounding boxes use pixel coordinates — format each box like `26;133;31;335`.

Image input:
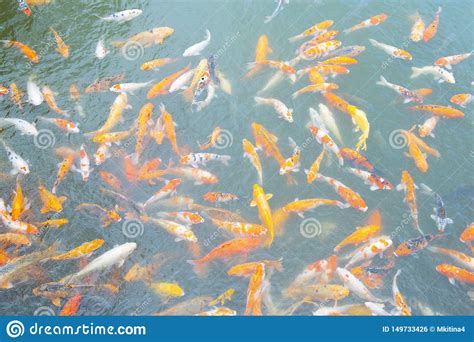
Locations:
436;264;474;285
250;184;274;247
334;224;380;252
59;293;81;316
140;58;177;71
308;124;343;166
147;64;191;99
292;83;338;98
10;83;23;110
1;40;39;63
244;263;265;316
160;104;186;156
42;86;68;116
85;93;130;136
289;20;334;42
141;179;181;208
301;40;342;59
343;14;388;34
243;139;263;185
199;127;221;150
251;60;296;75
11;177;27;221
392;270;411;315
99;171;123;192
188;237;262;267
450;93;472;108
305;150;325;184
209;217;267;237
428;246;474;271
227;259;283;277
315;173;367;211
76;203;121;227
418;116;439;138
143;216;197;243
244;35;272;78
340;148;375;172
157;211;204;225
410;13;425;42
434;51;473;69
49;27;69;58
409;104;464;118
52;153;76;194
460;223;474;244
38;182;67;213
202;192;239;204
423;7;441;42
287;255;338;288
131;102;154;165
396;170;422;234
51;239;105;261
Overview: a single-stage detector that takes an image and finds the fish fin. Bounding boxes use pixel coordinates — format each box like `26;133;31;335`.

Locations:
395;183;405;191
52;297;61;307
250;200;256;207
448;277;455;286
266;194;273;200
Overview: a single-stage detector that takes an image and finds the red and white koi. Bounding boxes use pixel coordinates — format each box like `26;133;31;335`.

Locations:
346;167;393;191
180;153;231;168
254;96;293;123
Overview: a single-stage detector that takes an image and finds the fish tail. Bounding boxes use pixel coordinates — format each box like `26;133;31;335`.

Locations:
219;155;231;166
0;40;13;48
376;75;389;87
288;34;302;43
419;183;435;197
410;67;423;79
368;38;379;48
186;259;207;276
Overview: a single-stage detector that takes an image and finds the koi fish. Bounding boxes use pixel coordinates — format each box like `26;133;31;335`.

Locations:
94;144;111;166
183;29;211;56
292;83;338;98
376;76;422;103
10;177;27;221
460;223;474;244
251;60;296;75
250;184;274;247
59;293;81;316
316;173;367;211
209;217;267;237
340;148;375;172
264;0;289;23
49;27;69;58
38;117;79;134
0;118;38;136
450;93;473;107
76;203;121;227
61;243;136;283
188;237;262;267
320;56;356;65
85;73;125;93
410;13;425;42
99;9;142;22
301;40;342;60
435;264;474;285
346;167;393;191
143;216;197;243
305;150;325;184
243;139;263;185
334;224;380;252
147;64;192;98
1;140;29;175
111;27;174;48
394;234;446;257
157;211;204;225
251;123;288;177
244;35;273;78
254;96;293;123
428;246;474;271
130;103;154;165
336;267;382;302
91;130;132;145
289;20;334;42
76;144;91;181
203;192;239;204
228;260;283;277
308;122;343;166
345;236;393;268
50;239;104;261
86;93;130;137
180;153;231;168
343;13;388;34
1;40;39;63
410;65;455;84
141;179;181;208
36;218;68;228
392;270;411;315
95;38;109;59
420;183;453;232
52;153;76;194
418;116;439;138
163;167;218;185
196;307;236;316
408;104;463;118
38;182;66;213
434;51;473;69
150;282;185;298
369;39;412;60
0;200;38;234
396;170;422;234
0;233;31;248
423;7;441;42
42;86;68;115
245;263;265;316
110;80;154;94
27;77;43;106
287;255;337;288
10;83;23;110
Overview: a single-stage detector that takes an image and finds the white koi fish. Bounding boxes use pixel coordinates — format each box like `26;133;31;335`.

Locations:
0;118;38;136
1;140;29;175
183;29;211;57
99;9;143;23
411;66;455;84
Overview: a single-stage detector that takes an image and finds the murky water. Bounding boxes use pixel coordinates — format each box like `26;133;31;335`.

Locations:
0;0;473;316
